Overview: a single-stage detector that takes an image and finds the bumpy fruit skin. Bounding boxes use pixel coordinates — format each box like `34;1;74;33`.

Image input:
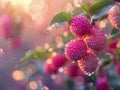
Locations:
96;77;109;90
65;39;87;61
85;27;106;51
115;63;120;77
52;54;67;68
64;62;85;78
44;59;58;75
108;5;120;30
70;15;91;37
113;0;120;2
78;53;98;75
0;14;14;39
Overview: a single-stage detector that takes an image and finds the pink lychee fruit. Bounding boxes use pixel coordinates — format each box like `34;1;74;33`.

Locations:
96;77;109;90
108;5;120;30
64;62;85;78
52;54;67;68
78;53;98;75
109;39;118;49
65;39;87;61
0;14;14;39
113;0;120;2
44;59;58;75
85;27;106;51
10;37;22;48
70;15;91;37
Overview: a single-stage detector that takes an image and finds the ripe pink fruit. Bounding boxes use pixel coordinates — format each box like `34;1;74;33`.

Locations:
78;53;98;75
64;62;85;78
65;39;87;61
85;27;106;51
108;5;120;30
113;0;120;2
0;14;14;39
44;59;58;75
52;54;67;68
96;77;109;90
70;15;91;37
115;63;120;77
109;39;118;49
10;37;22;48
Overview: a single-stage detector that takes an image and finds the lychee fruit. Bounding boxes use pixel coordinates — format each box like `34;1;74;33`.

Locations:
65;39;87;61
44;59;58;75
108;5;120;30
64;62;85;78
96;77;109;90
113;0;120;2
109;39;118;49
78;53;98;75
52;54;67;68
10;37;22;48
115;63;120;77
0;14;14;39
70;15;91;37
85;27;106;51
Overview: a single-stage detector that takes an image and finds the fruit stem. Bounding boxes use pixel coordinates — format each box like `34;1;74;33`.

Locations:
90;19;95;29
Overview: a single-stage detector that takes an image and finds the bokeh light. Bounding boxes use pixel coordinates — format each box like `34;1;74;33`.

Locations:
28;81;38;90
63;31;68;37
12;70;25;81
48;48;53;52
55;35;63;44
44;43;50;50
65;2;72;11
100;20;106;28
52;52;57;56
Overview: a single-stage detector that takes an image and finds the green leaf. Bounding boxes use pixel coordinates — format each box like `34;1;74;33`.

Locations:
111;27;119;35
50;12;69;26
70;7;82;17
80;3;90;17
19;49;51;64
116;48;120;58
88;0;114;20
70;7;90;19
101;56;111;66
108;30;120;40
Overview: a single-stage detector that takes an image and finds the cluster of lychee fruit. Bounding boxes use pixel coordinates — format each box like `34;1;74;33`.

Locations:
43;0;120;89
44;15;107;80
44;53;86;79
65;15;107;75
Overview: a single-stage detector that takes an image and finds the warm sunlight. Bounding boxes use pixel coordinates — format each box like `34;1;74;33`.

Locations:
10;0;32;11
0;0;120;90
